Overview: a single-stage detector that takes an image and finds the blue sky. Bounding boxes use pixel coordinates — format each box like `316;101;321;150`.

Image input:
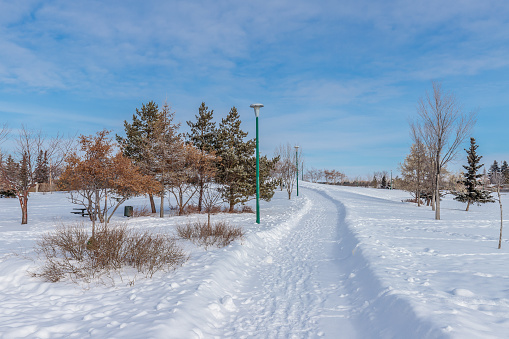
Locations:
1;0;509;178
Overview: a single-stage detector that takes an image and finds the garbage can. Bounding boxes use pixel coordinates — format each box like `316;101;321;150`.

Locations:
124;206;133;217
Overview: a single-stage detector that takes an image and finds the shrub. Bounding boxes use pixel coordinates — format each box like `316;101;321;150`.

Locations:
32;222;188;284
176;220;243;249
132;205;152;217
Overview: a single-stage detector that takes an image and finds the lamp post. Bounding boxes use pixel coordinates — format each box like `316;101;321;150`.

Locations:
250;103;263;224
295;145;299;197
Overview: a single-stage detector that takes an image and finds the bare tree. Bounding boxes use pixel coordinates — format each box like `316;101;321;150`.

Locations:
411;81;476;220
202;182;222;227
274;143;301;199
490;171;505;249
0;123;7;145
0;126;72;224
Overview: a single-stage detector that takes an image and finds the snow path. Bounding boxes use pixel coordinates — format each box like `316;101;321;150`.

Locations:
217;188;357;338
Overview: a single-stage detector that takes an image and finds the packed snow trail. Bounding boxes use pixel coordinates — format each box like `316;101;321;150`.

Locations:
217;187;358;338
174;185;445;338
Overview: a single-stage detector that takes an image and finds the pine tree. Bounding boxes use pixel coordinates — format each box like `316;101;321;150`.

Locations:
117;101;161;213
215;107;277;212
186;102;217;211
34;150;49;184
489;160;500;183
501;160;509;184
453;138;494;211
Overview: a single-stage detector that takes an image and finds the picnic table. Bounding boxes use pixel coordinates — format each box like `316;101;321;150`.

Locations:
71;208;89;217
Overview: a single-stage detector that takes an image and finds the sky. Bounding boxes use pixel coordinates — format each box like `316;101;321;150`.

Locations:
1;0;509;179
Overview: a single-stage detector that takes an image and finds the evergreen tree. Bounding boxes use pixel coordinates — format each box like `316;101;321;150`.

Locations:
186;102;216;153
34;150;49;184
453;138;494;211
381;175;387;189
501;160;509;184
215;107;277;212
186;102;217;211
116;101;161;213
489;160;500;183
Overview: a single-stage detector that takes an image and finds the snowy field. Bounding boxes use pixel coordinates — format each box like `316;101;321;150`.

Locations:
1;182;509;338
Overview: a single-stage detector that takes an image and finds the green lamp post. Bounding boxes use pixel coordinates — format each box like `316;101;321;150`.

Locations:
250;103;263;224
295;145;299;197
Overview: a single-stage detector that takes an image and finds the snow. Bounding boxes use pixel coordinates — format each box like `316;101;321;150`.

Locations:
1;183;509;338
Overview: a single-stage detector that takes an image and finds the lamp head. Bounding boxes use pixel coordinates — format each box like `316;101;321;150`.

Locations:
250;103;264;117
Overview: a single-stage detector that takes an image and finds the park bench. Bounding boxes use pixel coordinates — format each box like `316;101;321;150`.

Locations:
71;208;90;217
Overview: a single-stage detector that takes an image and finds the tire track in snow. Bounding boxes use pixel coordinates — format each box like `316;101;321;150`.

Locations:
218;188;359;338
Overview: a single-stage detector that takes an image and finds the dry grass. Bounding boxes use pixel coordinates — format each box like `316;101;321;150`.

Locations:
132;205;152;217
176;220;243;249
32;222;188;284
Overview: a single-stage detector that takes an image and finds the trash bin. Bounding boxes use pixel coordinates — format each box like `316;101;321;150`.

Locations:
124;206;133;217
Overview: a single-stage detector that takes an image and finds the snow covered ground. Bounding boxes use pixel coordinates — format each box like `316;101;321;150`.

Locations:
1;182;509;338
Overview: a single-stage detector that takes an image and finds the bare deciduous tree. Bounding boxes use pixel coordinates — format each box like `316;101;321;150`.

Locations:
0;126;71;224
411;81;476;220
274;143;301;199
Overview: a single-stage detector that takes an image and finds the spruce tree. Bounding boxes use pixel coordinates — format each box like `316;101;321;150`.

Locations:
453;138;494;211
489;160;500;183
186;102;216;153
501;160;509;184
116;101;161;213
186;102;217;211
215;107;277;212
34;150;49;184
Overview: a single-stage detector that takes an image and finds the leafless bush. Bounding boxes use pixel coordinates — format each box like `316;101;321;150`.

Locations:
32;222;188;283
239;205;254;214
176;220;243;249
132;205;152;217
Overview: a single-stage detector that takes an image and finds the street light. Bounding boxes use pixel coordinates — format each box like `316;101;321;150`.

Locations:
250;103;263;224
295;145;299;197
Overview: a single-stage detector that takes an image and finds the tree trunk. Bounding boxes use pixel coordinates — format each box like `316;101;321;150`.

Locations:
498;186;503;249
435;172;441;220
19;193;28;224
160;192;164;218
149;193;156;213
229;200;235;213
198;182;204;212
466;200;471;212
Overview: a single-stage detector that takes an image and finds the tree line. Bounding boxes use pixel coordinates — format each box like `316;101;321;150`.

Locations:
0;102;279;225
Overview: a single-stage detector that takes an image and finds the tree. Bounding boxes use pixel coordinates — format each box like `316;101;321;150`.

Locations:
215;107;277;211
117;101;161;213
168;143;218;216
411;81;476;220
274;143;297;199
453;138;494;211
59;130;159;236
34;150;49;185
140;103;183;218
0;123;7;145
186;102;217;212
400;141;429;206
489;160;501;184
0;126;69;224
490;170;505;249
501;161;509;183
